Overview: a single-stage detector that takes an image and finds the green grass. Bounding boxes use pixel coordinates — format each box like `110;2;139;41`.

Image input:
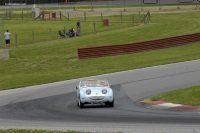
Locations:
0;3;198;12
0;10;200;92
149;86;200;106
0;129;104;133
2;13;140;46
3;11;200;46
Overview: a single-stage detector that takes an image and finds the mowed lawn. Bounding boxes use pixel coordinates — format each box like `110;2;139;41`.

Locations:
0;11;200;90
149;86;200;106
0;129;93;133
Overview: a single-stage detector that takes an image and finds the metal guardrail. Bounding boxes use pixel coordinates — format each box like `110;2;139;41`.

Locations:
78;33;200;59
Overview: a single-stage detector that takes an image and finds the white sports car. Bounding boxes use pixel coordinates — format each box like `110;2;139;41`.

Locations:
76;79;114;108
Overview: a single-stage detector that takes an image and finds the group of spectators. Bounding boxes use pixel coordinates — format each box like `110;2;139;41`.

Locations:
58;21;81;39
3;21;81;46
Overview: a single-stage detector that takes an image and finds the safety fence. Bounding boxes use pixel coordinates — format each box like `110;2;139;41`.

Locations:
2;9;147;23
1;10;150;47
10;19;140;47
1;0;200;12
0;0;198;47
78;33;200;59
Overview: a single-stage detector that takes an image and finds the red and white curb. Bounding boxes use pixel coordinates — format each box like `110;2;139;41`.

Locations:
141;101;200;112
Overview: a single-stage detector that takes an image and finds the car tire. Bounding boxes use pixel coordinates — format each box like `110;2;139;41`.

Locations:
105;102;110;107
109;99;114;107
79;99;84;108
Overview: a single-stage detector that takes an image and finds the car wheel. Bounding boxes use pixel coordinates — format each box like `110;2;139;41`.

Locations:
77;101;79;107
79;99;84;108
105;102;109;107
109;99;114;107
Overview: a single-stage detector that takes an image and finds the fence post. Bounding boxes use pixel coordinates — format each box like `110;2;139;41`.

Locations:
123;0;126;11
59;11;62;20
63;26;66;36
9;11;11;20
94;22;96;33
107;1;109;11
120;12;122;29
141;0;143;11
101;12;103;21
22;11;23;20
32;31;34;43
177;0;180;10
1;18;5;49
132;16;134;27
15;34;18;48
148;11;151;23
139;12;142;22
108;21;110;30
91;2;93;11
67;12;69;20
159;0;161;11
84;12;86;21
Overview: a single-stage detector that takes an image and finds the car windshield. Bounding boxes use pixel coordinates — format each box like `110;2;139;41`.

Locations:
80;80;109;87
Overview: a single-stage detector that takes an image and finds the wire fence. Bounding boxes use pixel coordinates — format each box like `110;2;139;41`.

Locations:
0;0;198;47
1;8;151;47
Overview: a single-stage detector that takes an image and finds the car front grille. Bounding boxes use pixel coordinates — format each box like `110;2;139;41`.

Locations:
89;96;104;100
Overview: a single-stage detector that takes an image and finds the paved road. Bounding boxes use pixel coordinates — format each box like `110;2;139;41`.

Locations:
0;59;200;132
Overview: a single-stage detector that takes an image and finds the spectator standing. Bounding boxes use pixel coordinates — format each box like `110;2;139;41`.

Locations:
32;4;36;14
4;30;11;45
76;21;81;36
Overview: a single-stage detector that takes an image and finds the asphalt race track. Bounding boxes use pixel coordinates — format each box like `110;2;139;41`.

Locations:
0;60;200;132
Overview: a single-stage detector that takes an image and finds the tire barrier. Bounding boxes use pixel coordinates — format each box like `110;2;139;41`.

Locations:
78;33;200;59
143;0;159;4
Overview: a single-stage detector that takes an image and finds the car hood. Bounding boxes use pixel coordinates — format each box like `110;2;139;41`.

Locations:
81;87;111;96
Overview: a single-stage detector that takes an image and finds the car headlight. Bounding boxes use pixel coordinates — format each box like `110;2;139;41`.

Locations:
86;89;91;95
102;89;107;94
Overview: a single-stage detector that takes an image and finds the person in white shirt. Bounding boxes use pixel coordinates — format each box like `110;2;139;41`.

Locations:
4;30;11;45
32;4;36;14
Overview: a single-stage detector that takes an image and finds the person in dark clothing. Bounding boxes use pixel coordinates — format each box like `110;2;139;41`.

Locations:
68;28;76;37
76;21;81;36
58;30;65;38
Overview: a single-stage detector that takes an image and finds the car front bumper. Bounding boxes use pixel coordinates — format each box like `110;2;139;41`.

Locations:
81;95;113;104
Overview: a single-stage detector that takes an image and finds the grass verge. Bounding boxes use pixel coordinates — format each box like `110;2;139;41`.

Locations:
0;129;107;133
149;86;200;106
0;11;200;90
